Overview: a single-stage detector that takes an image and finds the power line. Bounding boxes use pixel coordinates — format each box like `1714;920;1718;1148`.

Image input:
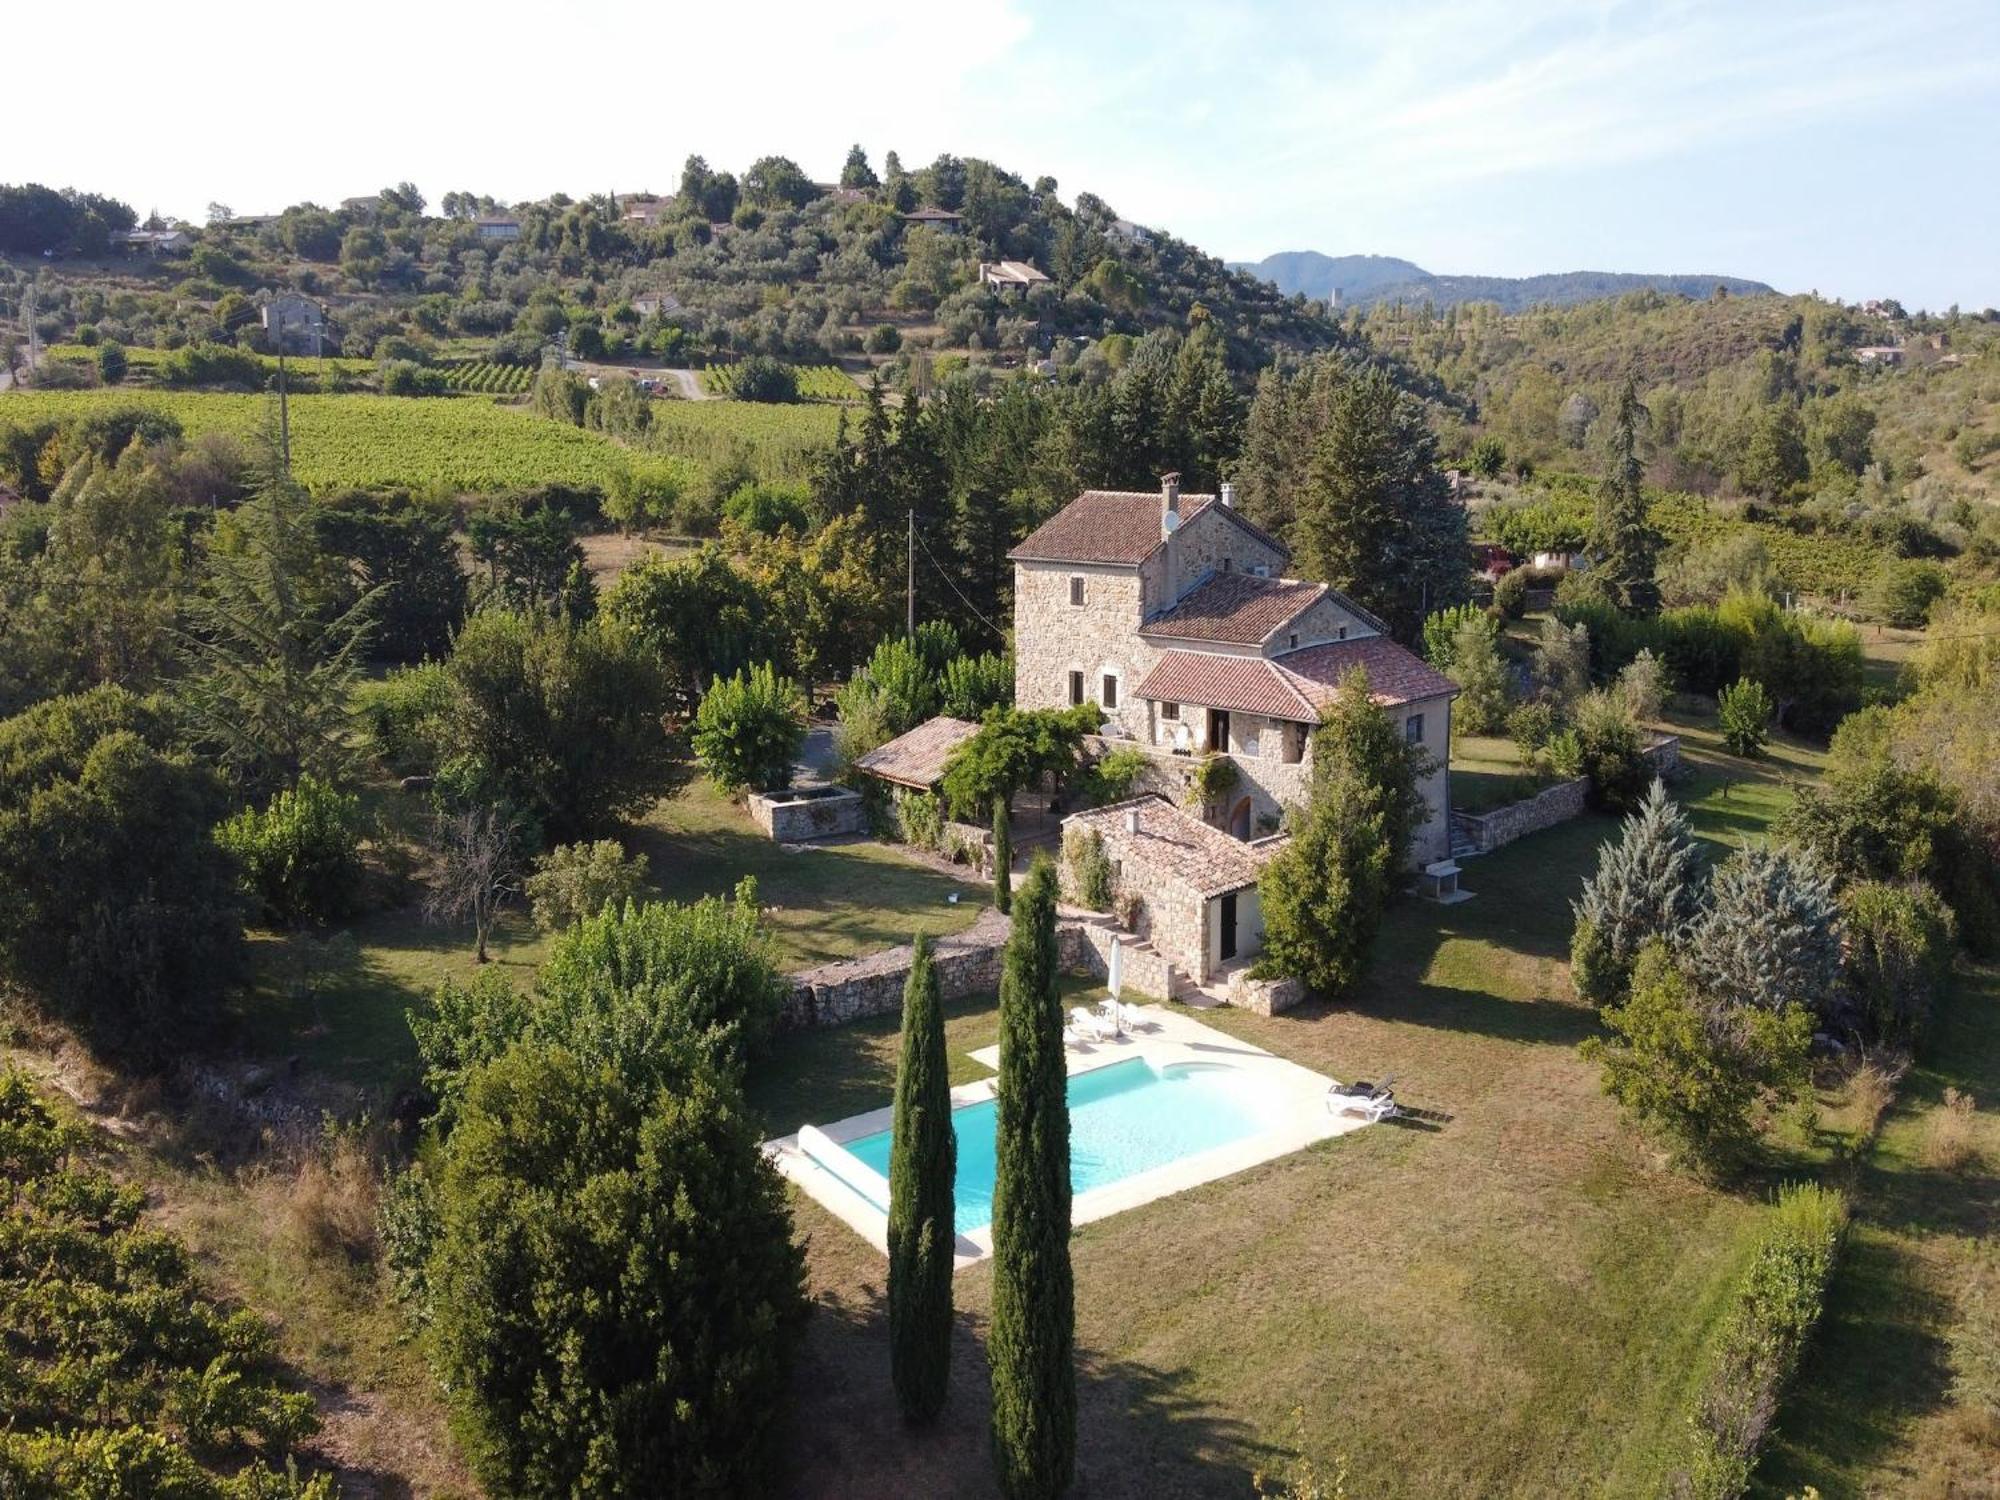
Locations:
910;525;1008;640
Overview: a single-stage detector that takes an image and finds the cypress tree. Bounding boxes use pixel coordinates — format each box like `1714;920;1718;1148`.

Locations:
992;793;1013;914
1570;778;1702;1007
1590;379;1663;614
988;858;1074;1499
888;932;956;1425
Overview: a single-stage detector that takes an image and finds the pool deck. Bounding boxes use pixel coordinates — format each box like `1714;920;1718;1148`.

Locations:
763;1004;1373;1269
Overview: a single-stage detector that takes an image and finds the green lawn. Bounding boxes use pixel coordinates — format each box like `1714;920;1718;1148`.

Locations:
756;721;1837;1498
1754;957;2000;1496
1449;730;1543;814
230;777;984;1093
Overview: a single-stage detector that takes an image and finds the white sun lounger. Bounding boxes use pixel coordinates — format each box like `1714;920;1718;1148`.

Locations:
1327;1078;1399;1122
1072;1006;1118;1043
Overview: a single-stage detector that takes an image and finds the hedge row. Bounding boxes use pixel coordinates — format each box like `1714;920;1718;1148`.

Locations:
1679;1182;1850;1499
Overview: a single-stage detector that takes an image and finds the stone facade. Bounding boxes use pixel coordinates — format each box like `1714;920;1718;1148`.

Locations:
746;786;867;842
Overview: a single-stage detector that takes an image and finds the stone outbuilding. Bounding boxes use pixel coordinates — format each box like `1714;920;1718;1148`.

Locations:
854;715;979;793
1061;796;1284;987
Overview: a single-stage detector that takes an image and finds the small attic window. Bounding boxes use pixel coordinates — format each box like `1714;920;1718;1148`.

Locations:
1221;557;1233;572
1069;575;1086;607
1338;625;1348;641
1288;632;1299;650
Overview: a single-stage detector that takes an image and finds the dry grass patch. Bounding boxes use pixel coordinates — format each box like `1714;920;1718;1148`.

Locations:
1922;1087;1982;1173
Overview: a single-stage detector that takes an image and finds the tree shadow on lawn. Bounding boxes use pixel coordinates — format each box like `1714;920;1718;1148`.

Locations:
1753;1226;1956;1496
778;1281;1270;1500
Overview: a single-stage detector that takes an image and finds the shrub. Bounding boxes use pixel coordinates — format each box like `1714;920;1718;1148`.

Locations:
95;340;127;384
1448;613;1510;735
1717;677;1772;757
426;1040;805;1497
536;881;787;1074
1569;689;1649;812
1839;880;1955;1045
1421;602;1487;670
1532;616;1591;705
730;355;799;403
1077;746;1148;807
1064;825;1115;910
523;839;651;933
1618;647;1669;721
0;1069;328;1491
1582;944;1812;1177
216;773;367;927
693;661;807;794
1682;843;1843;1021
1679;1183;1849;1499
1492;566;1529;619
1868;558;1948;627
866;323;903;354
894;788;944;851
357;661;452;774
939;650;1013;719
0;687;243;1060
1507;699;1562;772
1570;778;1702;1008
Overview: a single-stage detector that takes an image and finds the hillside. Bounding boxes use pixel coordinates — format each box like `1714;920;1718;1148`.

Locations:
1231;249;1774;310
0;155;1363;387
1367;287;2000;536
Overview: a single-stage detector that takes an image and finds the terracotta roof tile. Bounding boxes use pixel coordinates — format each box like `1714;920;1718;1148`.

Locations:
1137;637;1457;722
1141;573;1327;645
1135;652;1318;721
1008;491;1291;567
1063;796;1282;897
854;715;979;789
1275;636;1460;709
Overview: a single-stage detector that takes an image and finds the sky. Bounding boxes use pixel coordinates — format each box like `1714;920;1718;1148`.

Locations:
16;0;2000;310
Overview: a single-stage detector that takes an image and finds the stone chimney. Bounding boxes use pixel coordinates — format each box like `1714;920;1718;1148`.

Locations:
1219;481;1237;509
1160;472;1181;536
1125;807;1141;835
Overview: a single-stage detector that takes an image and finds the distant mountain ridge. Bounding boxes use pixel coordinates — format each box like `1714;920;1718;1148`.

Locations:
1229;250;1775;311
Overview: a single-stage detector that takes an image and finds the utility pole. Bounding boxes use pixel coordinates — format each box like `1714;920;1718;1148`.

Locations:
23;284;39;375
276;336;291;474
906;508;916;641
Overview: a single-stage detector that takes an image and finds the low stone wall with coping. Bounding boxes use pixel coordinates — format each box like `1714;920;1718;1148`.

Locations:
747;786;867;842
1452;733;1682;855
780;911;1179;1031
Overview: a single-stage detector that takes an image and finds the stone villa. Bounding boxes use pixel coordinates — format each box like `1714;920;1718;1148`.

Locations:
858;474;1457;995
1009;475;1456;862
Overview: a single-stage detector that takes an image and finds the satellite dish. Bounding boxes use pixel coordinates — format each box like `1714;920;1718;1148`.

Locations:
1162;510;1181;534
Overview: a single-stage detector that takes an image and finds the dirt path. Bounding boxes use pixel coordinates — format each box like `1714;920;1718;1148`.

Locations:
660;367;705;399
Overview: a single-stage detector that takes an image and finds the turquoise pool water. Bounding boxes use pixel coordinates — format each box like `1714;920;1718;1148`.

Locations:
838;1057;1277;1234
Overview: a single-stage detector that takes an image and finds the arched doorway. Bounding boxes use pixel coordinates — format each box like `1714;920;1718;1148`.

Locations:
1228;796;1253;840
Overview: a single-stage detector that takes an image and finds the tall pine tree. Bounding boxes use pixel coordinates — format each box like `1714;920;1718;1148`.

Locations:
988;858;1074;1499
1291;366;1468;640
1590;379;1662;614
888;933;956;1425
1570;777;1702;1007
180;450;379;795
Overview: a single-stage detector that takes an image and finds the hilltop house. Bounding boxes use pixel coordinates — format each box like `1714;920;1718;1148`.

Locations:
979;260;1051;292
1008;475;1457;863
474;216;521;243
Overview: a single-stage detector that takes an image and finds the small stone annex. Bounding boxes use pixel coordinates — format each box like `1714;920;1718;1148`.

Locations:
1060;796;1285;986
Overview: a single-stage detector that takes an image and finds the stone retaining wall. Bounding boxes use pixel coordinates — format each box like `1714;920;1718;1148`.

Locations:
780;910;1177;1031
1453;733;1683;855
747;786;867;842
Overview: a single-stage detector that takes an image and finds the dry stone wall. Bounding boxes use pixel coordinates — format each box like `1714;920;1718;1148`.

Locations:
1454;734;1682;855
746;787;867;842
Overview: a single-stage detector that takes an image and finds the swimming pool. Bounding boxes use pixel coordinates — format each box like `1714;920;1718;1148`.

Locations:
828;1057;1282;1233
